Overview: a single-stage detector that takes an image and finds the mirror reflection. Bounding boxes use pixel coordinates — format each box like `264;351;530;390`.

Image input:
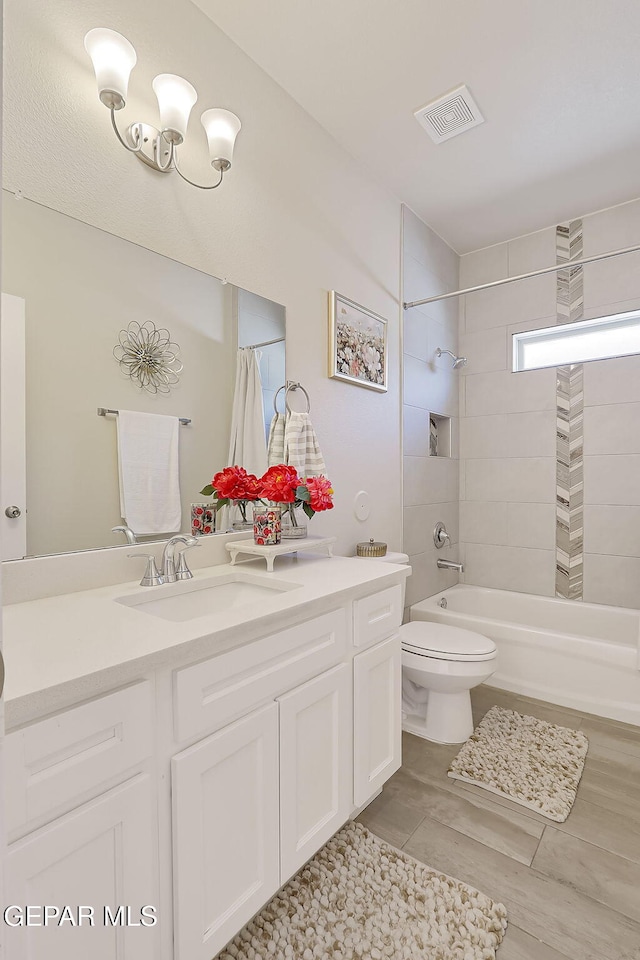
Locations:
1;194;286;559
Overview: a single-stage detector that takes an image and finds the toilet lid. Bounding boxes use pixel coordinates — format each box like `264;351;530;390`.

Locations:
400;621;496;660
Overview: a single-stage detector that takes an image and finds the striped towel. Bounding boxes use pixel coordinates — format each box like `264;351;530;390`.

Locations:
267;413;286;466
284;411;327;477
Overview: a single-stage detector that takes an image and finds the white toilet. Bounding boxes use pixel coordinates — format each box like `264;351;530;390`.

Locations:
357;550;497;744
401;621;496;743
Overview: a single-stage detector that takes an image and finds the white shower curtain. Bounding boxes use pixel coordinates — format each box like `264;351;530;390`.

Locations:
227;348;268;477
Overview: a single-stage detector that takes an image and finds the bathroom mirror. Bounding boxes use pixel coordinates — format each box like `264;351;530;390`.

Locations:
1;194;286;559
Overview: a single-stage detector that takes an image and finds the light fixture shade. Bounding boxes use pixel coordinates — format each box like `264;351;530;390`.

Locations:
152;74;197;145
84;28;137;110
201;109;242;171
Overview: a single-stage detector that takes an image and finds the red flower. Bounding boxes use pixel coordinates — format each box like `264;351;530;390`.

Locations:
259;465;301;503
241;474;263;501
212;466;261;501
306;475;334;512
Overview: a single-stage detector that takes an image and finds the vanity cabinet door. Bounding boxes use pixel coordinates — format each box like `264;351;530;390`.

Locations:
353;635;402;807
278;664;352;881
171;702;279;960
4;775;159;960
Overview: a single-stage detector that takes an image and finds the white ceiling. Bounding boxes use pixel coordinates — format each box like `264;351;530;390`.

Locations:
192;0;640;253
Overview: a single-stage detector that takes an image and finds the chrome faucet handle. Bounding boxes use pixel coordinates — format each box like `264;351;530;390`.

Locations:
128;553;164;587
433;522;451;549
175;540;200;580
162;535;200;582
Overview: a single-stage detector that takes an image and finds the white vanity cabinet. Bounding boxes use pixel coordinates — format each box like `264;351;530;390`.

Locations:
171;660;353;960
353;635;402;806
170;609;353;960
171;703;280;960
3;568;406;960
278;662;352;880
3;684;160;960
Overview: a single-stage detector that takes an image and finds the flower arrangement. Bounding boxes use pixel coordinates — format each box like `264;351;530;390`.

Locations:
201;464;334;526
200;466;262;524
255;465;334;520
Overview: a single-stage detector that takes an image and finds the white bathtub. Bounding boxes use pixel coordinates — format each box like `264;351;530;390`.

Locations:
410;584;640;726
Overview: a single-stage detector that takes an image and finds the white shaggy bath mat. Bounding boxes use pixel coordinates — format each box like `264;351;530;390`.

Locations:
217;821;507;959
448;705;589;823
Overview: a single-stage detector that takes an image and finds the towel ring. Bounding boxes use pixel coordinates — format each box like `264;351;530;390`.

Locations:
273;384;287;415
273;382;311;415
285;382;311;414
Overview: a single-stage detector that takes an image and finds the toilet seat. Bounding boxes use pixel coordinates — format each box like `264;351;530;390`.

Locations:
400;621;496;662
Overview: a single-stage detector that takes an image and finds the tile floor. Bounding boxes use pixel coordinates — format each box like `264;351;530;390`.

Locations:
357;684;640;960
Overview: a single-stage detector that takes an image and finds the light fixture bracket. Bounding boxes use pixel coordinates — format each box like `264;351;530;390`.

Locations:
129;122;173;172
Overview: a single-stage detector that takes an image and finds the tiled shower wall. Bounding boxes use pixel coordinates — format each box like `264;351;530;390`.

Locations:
459;198;640;609
402;207;461;608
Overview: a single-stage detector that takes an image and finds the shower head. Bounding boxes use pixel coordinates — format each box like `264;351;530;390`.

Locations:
436;347;467;369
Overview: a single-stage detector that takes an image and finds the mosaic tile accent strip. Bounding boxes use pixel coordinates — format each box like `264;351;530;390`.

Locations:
555;220;584;600
556;222;584;323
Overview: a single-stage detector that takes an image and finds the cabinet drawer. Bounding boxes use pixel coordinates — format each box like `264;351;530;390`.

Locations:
353;585;402;649
174;608;348;743
5;682;153;837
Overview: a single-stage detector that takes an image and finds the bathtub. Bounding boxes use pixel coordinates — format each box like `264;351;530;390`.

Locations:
410;584;640;726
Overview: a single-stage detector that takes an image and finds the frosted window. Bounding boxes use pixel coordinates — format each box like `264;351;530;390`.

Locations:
512;310;640;372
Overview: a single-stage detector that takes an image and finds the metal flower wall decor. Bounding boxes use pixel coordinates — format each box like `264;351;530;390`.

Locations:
113;320;183;394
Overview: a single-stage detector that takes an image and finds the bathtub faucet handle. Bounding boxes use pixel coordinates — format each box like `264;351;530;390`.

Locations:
434;522;451;549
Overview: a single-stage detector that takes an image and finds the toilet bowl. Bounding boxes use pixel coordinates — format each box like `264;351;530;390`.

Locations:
355;550;497;745
401;621;497;744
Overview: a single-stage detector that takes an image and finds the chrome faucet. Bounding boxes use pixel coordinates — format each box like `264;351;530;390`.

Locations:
112;524;138;544
437;558;464;573
161;535;200;582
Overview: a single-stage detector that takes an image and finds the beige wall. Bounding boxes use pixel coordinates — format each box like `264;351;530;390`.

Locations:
402;207;460;609
3;0;402;557
3;196;235;555
459;197;640;608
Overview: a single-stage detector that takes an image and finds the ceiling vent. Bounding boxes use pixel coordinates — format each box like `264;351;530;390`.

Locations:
414;85;484;144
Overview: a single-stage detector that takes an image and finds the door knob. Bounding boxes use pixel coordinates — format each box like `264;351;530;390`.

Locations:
5;505;21;519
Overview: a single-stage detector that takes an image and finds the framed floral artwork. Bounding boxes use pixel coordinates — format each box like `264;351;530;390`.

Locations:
328;291;388;392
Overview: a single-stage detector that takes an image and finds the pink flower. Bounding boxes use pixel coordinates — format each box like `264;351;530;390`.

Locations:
306;475;334;512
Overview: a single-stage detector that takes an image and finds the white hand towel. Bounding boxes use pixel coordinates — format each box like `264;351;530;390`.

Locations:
283;411;327;478
267;412;286;466
117;410;182;536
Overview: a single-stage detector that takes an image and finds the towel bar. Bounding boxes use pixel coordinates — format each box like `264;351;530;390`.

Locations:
97;407;191;425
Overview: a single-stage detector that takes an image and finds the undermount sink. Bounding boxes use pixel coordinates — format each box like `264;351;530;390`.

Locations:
115;572;301;622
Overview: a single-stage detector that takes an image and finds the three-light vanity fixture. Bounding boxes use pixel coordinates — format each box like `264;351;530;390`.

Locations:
84;28;241;189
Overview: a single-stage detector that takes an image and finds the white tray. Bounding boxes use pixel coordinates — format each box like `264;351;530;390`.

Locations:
225;535;336;572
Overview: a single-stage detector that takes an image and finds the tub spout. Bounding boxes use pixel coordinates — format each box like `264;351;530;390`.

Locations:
437;558;464;573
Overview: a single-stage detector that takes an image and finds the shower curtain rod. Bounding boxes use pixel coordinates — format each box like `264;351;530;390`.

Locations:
243;336;285;350
403;241;640;309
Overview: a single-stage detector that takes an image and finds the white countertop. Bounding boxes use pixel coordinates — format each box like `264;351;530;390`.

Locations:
3;553;408;729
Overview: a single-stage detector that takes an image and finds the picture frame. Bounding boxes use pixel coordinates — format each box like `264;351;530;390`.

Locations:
328;291;388;392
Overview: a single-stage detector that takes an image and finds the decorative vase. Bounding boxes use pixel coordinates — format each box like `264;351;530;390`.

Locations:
252;504;282;545
190;503;216;537
231;501;254;532
281;504;308;539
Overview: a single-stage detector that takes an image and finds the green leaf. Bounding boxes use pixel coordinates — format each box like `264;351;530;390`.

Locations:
296;486;311;502
200;484;215;496
302;502;315;520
